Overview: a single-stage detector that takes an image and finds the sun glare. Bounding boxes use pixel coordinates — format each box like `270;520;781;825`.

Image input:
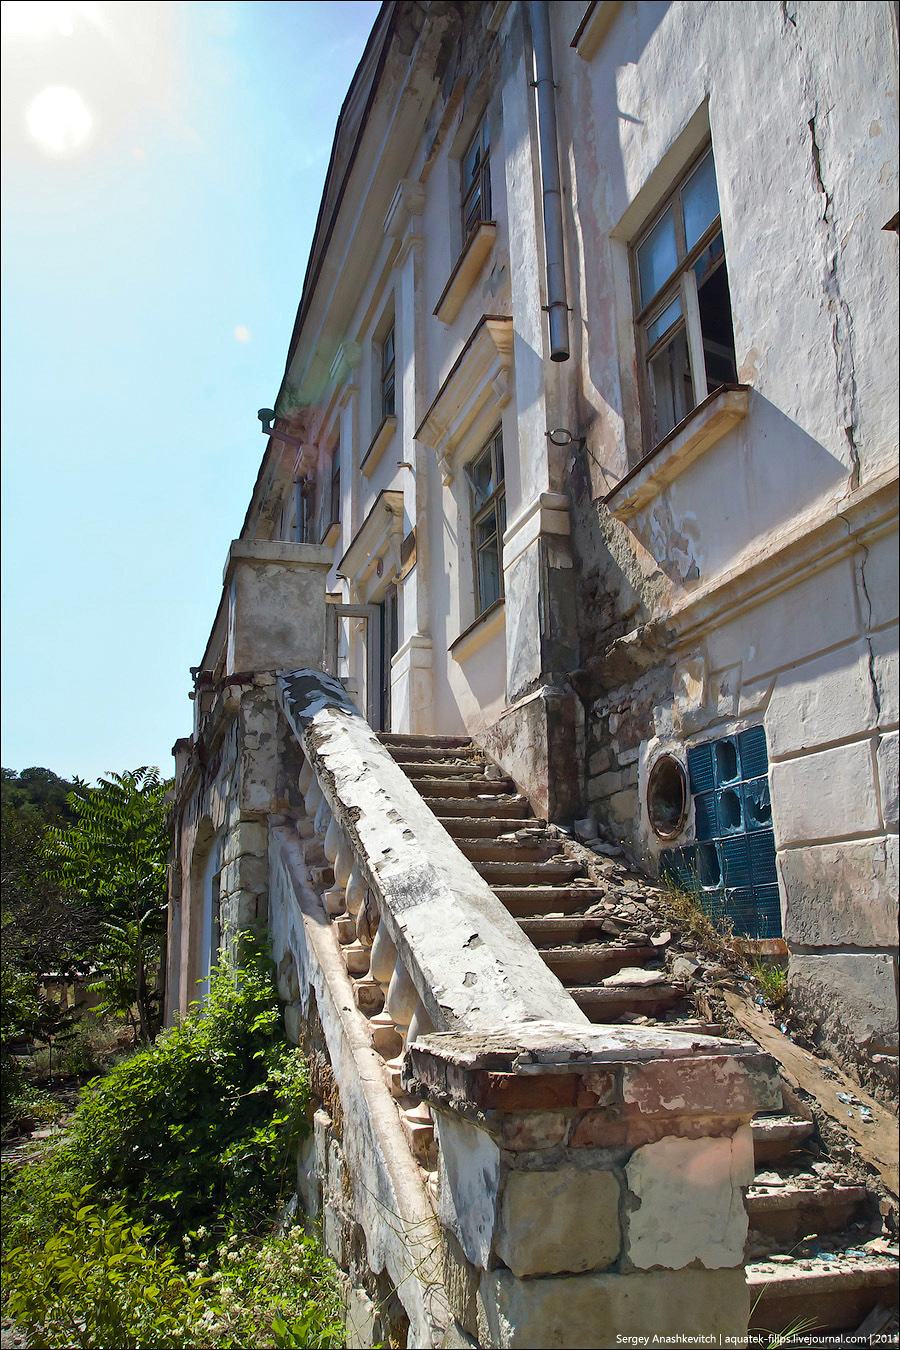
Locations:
2;2;84;38
26;85;94;155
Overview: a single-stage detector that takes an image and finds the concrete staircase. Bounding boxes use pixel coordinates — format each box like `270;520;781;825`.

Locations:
379;732;899;1339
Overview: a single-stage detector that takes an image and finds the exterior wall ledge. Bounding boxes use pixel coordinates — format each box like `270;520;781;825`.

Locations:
223;538;334;583
434;222;498;325
361;414;397;478
604;385;750;523
450;599;505;663
502;491;571;569
668;467;899;650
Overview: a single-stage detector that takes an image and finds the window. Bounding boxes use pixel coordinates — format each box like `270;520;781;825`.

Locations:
660;726;781;939
329;445;341;527
633;146;737;450
461;115;491;243
468;428;505;617
320;443;340;544
381;327;395;420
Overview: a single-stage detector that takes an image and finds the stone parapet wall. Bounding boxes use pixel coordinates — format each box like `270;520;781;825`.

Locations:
405;1026;780;1348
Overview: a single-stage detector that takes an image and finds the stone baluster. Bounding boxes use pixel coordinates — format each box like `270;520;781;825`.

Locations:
368;925;403;1058
384;959;420;1097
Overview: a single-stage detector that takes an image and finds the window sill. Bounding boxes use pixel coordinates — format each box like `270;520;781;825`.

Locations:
604;384;750;522
450;597;505;664
434;222;497;325
320;520;341;547
571;1;622;59
361;415;397;478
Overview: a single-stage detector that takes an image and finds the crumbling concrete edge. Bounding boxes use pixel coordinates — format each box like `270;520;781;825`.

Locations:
270;824;452;1348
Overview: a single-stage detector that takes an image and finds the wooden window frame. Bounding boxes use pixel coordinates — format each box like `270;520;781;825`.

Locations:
381;326;396;421
631;143;737;455
468;427;506;618
461;114;492;246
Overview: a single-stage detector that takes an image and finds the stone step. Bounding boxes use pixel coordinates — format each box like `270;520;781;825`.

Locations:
441;815;544;838
493;886;609;916
541;945;661;983
569;982;686;1022
751;1114;816;1164
746;1184;868;1242
456;838;560;864
384;749;484;767
378;733;475;749
518;915;620;946
399;761;494;780
430;797;531;819
747;1257;899;1335
473;858;584;885
410;776;517;798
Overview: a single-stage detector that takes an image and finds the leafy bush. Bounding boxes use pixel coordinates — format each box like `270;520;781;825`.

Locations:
2;949;345;1348
3;1188;207;1349
46;948;311;1237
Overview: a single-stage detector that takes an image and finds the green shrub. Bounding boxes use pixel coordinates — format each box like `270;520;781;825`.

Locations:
3;1188;207;1349
52;948;311;1238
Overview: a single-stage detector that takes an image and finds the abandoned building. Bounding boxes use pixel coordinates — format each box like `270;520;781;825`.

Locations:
165;2;899;1344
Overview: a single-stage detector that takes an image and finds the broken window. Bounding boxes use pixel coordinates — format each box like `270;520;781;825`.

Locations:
632;145;738;450
461;114;491;244
660;725;781;939
469;427;505;617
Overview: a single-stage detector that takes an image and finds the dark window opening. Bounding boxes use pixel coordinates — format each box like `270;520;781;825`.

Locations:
462;115;491;243
633;145;738;451
381;327;396;420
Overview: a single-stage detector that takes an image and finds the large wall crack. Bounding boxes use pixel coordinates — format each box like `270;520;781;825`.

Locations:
808;114;862;490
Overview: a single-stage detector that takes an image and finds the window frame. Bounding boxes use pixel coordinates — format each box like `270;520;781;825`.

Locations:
467;426;506;619
630;144;737;454
380;326;396;421
461;114;492;246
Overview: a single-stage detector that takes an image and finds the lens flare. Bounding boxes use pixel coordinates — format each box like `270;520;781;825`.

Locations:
26;86;94;156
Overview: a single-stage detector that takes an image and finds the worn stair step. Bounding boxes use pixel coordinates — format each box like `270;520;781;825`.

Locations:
410;776;517;797
430;797;531;819
569;983;686;1021
398;761;494;780
747;1257;899;1334
378;733;475;748
746;1184;868;1241
441;815;542;838
540;945;660;983
493;885;609;916
518;915;620;945
456;838;560;864
475;859;583;885
383;745;484;764
751;1114;816;1164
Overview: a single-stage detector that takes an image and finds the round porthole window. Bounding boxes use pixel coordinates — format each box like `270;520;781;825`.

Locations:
647;754;688;838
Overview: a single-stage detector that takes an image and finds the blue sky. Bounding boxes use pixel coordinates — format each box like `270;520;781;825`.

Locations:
1;0;381;783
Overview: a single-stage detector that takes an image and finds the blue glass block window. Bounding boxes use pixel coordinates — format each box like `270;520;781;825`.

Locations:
661;727;782;939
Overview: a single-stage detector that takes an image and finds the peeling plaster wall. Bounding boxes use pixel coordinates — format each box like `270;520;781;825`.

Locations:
548;0;899;1089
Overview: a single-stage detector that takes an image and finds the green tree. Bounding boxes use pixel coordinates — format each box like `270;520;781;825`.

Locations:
44;768;172;1044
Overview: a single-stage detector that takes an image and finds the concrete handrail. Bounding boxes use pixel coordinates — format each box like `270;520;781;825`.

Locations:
278;669;587;1036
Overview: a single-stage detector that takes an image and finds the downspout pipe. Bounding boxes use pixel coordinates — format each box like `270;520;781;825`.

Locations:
529;0;570;362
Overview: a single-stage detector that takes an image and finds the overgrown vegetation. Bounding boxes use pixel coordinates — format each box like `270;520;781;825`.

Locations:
2;950;345;1349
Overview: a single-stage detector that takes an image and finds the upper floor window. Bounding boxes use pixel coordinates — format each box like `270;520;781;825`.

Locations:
632;146;737;450
381;327;396;420
469;427;505;616
329;445;341;527
461;115;491;243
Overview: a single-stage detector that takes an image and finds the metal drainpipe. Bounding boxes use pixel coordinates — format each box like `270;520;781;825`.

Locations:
529;0;570;362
